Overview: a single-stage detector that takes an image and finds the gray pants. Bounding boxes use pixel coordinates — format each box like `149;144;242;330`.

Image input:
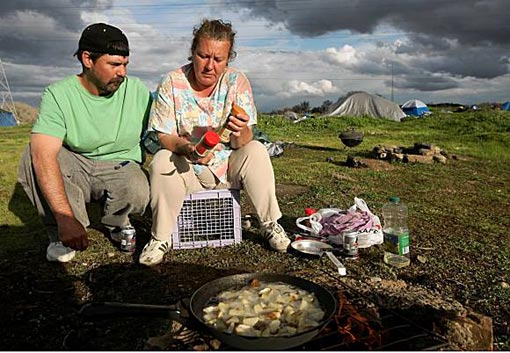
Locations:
17;145;150;242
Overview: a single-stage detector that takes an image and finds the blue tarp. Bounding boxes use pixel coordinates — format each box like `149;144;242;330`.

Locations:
0;110;17;126
502;101;510;111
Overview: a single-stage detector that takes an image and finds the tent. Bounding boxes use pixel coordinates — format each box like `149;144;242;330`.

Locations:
323;92;406;121
401;99;431;117
0;109;17;127
283;110;299;120
501;101;510;111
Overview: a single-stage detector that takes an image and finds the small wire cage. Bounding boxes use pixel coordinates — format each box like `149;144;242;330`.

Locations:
172;189;242;249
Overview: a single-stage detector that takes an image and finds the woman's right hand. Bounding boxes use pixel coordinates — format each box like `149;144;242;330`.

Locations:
176;142;214;165
193;151;215;165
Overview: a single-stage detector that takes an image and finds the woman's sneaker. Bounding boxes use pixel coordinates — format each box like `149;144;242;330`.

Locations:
261;222;291;252
139;238;170;266
46;241;76;262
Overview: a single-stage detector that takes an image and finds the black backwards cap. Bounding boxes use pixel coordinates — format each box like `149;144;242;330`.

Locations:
74;23;129;56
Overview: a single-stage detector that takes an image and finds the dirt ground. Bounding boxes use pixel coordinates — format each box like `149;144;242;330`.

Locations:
1;177;508;350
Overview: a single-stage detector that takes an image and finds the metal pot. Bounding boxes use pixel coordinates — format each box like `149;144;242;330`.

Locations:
339;128;363;147
79;273;337;351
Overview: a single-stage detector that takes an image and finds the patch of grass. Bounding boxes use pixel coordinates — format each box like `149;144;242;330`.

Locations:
1;112;509;350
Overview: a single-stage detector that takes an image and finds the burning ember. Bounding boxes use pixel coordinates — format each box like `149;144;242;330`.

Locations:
333;289;382;348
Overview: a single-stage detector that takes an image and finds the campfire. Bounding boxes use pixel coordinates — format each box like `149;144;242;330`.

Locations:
144;287;451;351
334;289;382;348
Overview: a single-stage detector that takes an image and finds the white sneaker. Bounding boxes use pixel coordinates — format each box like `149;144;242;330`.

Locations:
139;238;170;266
46;241;76;262
261;222;291;252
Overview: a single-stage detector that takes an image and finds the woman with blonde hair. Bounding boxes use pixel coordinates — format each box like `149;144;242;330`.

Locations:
140;19;290;266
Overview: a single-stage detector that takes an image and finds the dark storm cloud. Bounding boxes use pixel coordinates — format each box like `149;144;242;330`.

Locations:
236;0;509;45
234;0;510;79
0;0;114;65
392;75;459;91
411;46;509;79
1;0;110;30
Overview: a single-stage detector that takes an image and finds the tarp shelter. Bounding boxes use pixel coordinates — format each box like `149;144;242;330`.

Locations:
283;110;299;120
0;109;17;126
323;92;405;121
401;99;431;117
501;102;510;111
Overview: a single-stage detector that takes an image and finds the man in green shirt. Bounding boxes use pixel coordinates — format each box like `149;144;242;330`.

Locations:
18;23;152;262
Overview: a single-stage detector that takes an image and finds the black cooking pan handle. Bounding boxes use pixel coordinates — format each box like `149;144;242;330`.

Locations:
79;302;183;321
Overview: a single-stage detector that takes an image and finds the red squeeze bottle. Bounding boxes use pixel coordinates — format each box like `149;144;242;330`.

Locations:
194;131;220;158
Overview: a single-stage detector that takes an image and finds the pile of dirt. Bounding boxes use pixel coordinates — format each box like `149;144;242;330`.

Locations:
14;101;38;124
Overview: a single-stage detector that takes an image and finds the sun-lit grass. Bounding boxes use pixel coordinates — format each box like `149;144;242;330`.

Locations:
259;111;510;161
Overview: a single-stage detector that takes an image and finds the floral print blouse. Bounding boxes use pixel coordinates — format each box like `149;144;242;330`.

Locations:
149;64;257;183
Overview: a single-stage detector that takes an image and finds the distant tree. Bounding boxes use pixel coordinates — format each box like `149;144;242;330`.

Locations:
309;100;333;114
310;107;322;114
291;101;310;114
320;99;333;112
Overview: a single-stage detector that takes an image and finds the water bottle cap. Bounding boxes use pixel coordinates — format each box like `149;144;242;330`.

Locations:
304;207;316;216
389;196;400;203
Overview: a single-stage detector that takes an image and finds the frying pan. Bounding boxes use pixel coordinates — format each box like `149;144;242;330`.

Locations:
79;273;337;350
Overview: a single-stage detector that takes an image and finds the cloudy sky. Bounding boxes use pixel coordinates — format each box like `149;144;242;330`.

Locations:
1;0;509;112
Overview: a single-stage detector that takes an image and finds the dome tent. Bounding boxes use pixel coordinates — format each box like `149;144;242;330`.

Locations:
323;92;405;121
401;99;431;117
501;101;510;111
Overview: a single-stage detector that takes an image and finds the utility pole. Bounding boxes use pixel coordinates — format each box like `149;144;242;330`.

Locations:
391;62;394;103
0;58;19;123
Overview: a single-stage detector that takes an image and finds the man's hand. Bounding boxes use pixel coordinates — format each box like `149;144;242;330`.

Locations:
57;216;89;251
31;133;89;251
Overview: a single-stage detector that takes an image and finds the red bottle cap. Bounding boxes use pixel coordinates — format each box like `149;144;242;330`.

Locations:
202;131;220;148
305;207;316;216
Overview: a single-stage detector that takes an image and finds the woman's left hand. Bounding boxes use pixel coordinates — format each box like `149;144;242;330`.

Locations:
228;113;253;149
228;113;249;137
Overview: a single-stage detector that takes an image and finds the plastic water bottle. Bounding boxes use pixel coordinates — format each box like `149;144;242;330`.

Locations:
382;196;410;268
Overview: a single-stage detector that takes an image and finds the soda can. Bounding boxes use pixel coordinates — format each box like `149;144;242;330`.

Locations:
120;227;136;253
342;231;359;259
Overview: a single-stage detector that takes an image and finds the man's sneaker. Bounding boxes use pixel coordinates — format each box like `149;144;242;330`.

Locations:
46;241;76;262
139;238;170;266
261;222;291;252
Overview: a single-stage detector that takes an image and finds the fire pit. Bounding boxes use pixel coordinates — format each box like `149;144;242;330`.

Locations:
81;274;452;351
137;283;452;351
71;270;468;351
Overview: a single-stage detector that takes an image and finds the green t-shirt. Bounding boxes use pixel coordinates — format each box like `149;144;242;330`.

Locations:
32;75;152;162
